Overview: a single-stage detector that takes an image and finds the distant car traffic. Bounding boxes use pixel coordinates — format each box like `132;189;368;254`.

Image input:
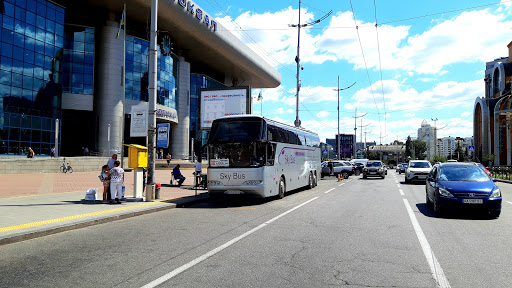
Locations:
426;162;501;218
321;161;354;179
363;161;386;179
405;160;432;183
397;163;408;174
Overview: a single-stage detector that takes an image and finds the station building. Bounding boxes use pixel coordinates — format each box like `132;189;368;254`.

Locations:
0;0;280;158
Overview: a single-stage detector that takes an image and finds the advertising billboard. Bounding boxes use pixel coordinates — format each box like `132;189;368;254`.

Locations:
200;87;251;129
156;123;170;148
130;105;148;137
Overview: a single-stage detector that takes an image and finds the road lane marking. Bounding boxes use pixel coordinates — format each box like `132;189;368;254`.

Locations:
141;197;319;288
338;183;345;187
325;188;336;193
507;201;512;205
399;189;404;196
402;199;451;288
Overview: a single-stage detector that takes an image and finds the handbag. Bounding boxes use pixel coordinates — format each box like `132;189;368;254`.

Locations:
98;175;105;182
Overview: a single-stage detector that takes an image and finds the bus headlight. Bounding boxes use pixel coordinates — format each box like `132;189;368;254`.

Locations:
207;180;222;186
243;180;263;186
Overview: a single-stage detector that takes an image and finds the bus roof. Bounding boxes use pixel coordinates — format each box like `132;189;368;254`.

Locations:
213;114;317;135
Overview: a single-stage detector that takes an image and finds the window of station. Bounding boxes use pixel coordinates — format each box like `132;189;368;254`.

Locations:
62;25;94;95
0;0;64;155
125;36;177;109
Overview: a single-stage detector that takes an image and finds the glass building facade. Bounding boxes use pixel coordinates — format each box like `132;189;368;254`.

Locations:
0;0;65;155
125;36;177;109
62;25;94;95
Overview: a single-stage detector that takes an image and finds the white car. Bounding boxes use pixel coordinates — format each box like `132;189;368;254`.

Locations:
405;160;432;184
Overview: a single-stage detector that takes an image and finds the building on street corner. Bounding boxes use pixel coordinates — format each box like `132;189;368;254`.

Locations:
474;41;512;166
417;119;437;160
0;0;281;158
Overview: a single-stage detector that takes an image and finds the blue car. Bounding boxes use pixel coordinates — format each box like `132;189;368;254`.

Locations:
425;163;502;218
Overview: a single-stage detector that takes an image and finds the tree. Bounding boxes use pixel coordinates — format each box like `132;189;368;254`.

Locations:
454;141;465;162
482;154;496;167
431;155;446;163
405;136;413;158
367;152;379;160
413;139;427;160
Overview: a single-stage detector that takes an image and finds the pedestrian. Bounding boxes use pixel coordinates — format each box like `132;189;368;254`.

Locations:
107;154;117;170
100;165;110;203
194;158;202;186
166;153;171;167
27;147;35;158
172;164;186;186
159;149;164;160
50;146;55;158
105;160;124;204
142;167;147;197
84;147;89;156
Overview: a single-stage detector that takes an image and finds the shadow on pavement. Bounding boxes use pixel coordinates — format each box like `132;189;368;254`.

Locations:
416;203;496;220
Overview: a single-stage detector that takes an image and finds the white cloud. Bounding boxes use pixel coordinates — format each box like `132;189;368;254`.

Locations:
461;111;472;117
316;111;330;118
405;113;415;117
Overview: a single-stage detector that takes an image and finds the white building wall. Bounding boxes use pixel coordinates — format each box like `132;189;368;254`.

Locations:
170;57;190;159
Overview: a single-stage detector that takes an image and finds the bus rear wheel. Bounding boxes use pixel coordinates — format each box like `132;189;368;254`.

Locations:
308;173;314;189
278;178;285;199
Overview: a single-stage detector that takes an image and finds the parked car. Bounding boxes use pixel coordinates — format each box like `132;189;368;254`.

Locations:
362;161;385;179
353;163;364;176
426;162;501;218
321;160;354;178
473;162;491;176
405;160;432;183
397;163;408;174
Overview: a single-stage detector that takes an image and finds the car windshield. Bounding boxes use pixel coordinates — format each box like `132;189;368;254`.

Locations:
409;162;430;168
439;166;490;182
476;163;486;170
366;161;382;167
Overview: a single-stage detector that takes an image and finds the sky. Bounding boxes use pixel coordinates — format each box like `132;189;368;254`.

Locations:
193;0;512;144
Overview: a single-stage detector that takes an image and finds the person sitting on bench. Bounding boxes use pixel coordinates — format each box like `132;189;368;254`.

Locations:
172;164;186;186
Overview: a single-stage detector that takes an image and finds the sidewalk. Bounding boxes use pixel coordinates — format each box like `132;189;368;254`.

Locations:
0;163;208;245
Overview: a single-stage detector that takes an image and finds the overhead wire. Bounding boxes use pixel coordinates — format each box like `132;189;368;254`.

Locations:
373;0;388;143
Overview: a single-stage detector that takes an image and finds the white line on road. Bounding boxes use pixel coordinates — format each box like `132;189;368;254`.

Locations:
141;197;319;288
325;188;336;193
402;199;451;288
399;189;404;196
507;201;512;205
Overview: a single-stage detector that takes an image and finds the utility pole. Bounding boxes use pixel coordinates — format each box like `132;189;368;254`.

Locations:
290;3;331;127
364;129;372;157
333;76;356;159
359;119;369;153
353;108;367;159
147;0;158;201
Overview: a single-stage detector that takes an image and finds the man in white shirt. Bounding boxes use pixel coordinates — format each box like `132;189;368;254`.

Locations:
194;159;203;186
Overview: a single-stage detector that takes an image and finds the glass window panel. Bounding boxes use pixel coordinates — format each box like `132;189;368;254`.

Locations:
31;115;41;130
45;32;54;45
22;75;32;90
46;19;54;33
126;40;133;51
125;70;132;80
11;72;22;87
20;129;30;141
2;29;14;44
16;0;27;9
21;114;30;127
84;43;93;53
84;65;93;75
13;32;24;48
41;130;49;142
8;141;19;154
56;12;64;24
71;86;82;94
72;73;82;84
25;34;35;50
33;77;42;90
84;74;92;85
124;89;132;100
132;90;140;101
14;6;25;21
35;39;44;52
36;15;45;29
32;129;40;142
132;81;140;91
4;2;14;17
27;0;37;13
24;50;34;65
36;2;46;18
3;15;14;30
0;70;11;85
11;86;21;97
73;41;84;52
44;56;52;69
46;7;55;21
1;56;12;72
55;23;63;37
1;43;13;59
84;53;93;64
33;67;43;80
22;89;32;101
72;51;83;63
26;11;36;26
42;118;51;130
74;31;84;42
55;35;63;47
85;32;94;43
0;126;8;140
35;27;45;41
83;84;92;95
0;83;10;97
10;113;21;127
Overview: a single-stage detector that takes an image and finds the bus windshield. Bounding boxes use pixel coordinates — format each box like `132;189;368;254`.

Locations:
209;142;268;168
209;118;264;144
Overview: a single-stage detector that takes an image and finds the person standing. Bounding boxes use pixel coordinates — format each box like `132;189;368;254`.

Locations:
194;158;203;186
100;165;110;203
50;146;56;158
166;153;171;167
27;147;35;158
106;160;124;204
107;154;117;170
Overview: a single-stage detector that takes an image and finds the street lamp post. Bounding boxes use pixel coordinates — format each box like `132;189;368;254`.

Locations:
333;77;355;159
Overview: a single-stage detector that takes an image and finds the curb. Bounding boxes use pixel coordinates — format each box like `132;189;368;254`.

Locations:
0;193;209;246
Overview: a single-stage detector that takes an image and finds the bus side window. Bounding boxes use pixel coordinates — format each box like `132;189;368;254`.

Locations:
266;143;276;166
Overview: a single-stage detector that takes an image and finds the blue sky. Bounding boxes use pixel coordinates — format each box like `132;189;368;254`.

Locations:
193;0;512;143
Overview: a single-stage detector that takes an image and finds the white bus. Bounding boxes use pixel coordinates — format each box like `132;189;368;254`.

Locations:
206;115;321;198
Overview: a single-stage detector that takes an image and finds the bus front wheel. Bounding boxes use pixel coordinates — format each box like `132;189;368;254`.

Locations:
278;178;285;199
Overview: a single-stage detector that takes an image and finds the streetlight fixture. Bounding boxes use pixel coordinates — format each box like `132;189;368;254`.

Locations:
333;76;356;159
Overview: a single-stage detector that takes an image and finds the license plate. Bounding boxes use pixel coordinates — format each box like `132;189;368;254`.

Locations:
369;172;376;174
418;175;427;179
226;190;242;195
463;199;483;204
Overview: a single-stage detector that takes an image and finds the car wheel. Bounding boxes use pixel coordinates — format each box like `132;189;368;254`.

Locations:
489;210;501;218
278;178;285;199
342;172;349;179
363;175;367;179
381;175;385;179
433;195;442;214
405;177;410;184
355;170;360;176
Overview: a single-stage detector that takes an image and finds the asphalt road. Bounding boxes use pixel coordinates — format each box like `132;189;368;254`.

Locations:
1;171;511;288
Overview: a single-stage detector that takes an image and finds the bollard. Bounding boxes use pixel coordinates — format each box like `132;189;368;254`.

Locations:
155;183;161;199
146;184;155;202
